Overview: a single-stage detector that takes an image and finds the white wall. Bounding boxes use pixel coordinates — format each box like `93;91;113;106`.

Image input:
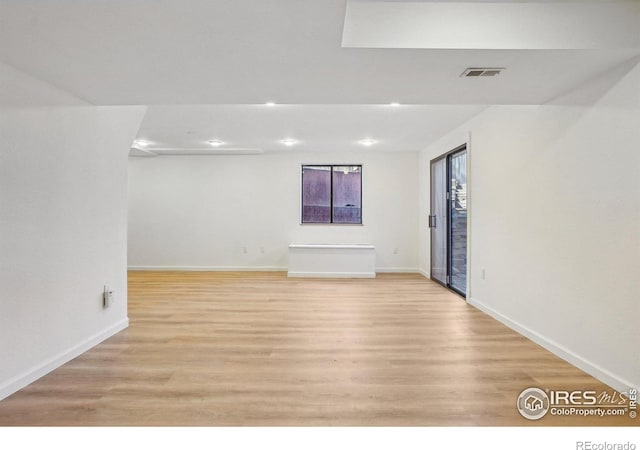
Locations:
128;151;419;272
419;59;640;392
0;62;145;400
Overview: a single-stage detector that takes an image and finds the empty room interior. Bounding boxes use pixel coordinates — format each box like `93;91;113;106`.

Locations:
0;0;639;427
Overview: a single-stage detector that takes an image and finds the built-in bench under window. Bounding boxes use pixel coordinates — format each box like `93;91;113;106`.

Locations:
288;243;375;278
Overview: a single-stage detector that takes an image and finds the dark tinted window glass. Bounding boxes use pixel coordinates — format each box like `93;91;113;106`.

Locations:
301;165;362;224
302;166;331;223
332;166;361;224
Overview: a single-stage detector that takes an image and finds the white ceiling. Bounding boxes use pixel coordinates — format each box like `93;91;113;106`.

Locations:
343;1;640;49
134;104;486;153
1;0;638;105
0;0;638;153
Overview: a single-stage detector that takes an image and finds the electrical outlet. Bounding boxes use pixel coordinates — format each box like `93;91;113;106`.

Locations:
103;285;114;308
480;269;486;281
242;246;248;254
393;247;399;255
260;246;265;254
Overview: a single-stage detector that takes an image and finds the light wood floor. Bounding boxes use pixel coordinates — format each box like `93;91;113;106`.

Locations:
0;272;632;426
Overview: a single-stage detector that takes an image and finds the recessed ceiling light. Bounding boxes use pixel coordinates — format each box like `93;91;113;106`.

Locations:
133;139;150;148
389;102;400;107
358;138;377;146
280;138;298;146
208;139;225;147
265;102;276;106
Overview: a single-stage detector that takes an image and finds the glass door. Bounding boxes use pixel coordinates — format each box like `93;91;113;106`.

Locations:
448;149;467;296
430;158;447;285
429;145;467;298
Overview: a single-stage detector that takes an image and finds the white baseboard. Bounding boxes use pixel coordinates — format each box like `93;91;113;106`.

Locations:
376;267;420;273
418;269;430;279
468;297;634;394
0;318;129;402
287;271;376;278
128;265;287;272
130;266;421;275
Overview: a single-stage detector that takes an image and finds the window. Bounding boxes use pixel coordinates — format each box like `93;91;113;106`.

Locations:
301;165;362;224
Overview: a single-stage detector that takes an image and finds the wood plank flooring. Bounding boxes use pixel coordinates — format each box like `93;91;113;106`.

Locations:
0;271;633;426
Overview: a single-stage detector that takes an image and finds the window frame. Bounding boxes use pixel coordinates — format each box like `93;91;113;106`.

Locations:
300;164;363;225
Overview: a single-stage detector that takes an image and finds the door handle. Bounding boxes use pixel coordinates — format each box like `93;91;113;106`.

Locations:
428;215;436;228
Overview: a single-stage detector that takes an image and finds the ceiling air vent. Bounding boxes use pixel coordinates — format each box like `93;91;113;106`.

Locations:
461;68;505;78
